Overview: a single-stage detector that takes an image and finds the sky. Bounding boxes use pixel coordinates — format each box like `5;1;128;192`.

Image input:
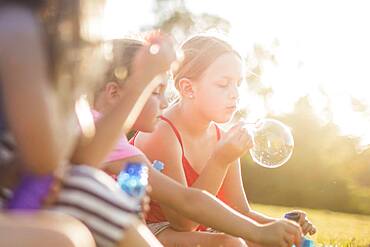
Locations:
102;0;370;149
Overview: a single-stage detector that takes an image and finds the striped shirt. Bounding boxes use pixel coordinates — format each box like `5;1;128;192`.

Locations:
53;165;140;247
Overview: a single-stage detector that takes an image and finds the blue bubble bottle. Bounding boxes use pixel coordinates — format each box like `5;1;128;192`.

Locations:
117;162;148;201
284;212;315;247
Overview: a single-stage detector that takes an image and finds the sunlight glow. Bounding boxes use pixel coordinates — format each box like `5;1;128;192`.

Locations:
103;0;370;148
103;0;154;40
75;94;96;139
187;0;370;148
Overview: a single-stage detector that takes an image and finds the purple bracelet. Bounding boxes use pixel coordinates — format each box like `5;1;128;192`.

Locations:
6;173;54;210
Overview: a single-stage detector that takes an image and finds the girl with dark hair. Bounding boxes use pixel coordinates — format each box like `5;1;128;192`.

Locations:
0;1;176;246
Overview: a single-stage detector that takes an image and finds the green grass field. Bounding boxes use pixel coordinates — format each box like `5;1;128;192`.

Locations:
251;204;370;247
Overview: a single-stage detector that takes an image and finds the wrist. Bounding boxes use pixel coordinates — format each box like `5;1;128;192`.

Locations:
246;222;263;243
208;154;230;169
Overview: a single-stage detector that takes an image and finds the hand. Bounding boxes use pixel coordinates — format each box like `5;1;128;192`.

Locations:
138;185;152;222
256;219;303;247
42;177;61;208
130;31;177;88
211;122;253;166
285;210;317;236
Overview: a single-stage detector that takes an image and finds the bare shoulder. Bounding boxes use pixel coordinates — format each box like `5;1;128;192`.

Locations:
134;117;183;165
136;118;182;154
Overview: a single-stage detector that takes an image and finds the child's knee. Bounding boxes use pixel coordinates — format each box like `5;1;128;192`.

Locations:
214;234;248;247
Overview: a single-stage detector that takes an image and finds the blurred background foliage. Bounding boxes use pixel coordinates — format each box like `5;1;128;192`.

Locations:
148;0;370;215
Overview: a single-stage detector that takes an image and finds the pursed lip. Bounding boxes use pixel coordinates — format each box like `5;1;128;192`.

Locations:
226;105;237;111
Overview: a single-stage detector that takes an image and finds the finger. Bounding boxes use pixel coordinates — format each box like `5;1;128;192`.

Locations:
283;221;303;244
298;213;307;226
309;225;317;235
283;220;300;233
237;128;249;143
142;196;151;204
225;124;243;140
246;132;253;147
230;123;243;134
232;124;249;142
146;185;152;194
284;225;303;247
142;204;150;213
294;235;302;247
138;212;146;222
283;234;294;247
302;221;310;235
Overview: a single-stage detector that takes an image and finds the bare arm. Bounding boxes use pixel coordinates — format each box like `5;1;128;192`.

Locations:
223;160;316;236
151;168;304;247
149;168;263;242
135;123;203;231
135;121;253;230
104;153;303;246
103;154;261;242
0;7;63;174
0;211;96;247
222;160;277;224
118;217;163;247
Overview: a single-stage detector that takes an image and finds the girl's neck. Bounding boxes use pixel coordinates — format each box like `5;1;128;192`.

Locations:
173;100;213;138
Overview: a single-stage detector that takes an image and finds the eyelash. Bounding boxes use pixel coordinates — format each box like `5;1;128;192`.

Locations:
217;80;229;87
220;81;239;87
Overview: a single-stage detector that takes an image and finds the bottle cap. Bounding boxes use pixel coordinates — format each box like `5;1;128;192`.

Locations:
153;160;165;172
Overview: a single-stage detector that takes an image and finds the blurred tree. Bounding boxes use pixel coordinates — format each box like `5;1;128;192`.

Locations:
149;0;370;215
242;97;370;214
150;0;230;42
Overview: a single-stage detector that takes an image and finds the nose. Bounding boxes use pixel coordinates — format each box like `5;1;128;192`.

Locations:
229;84;239;100
160;95;168;110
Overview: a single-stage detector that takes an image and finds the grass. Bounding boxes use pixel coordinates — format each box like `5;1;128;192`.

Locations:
251;204;370;247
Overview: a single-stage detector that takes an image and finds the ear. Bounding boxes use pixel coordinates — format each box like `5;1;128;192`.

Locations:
104;81;121;100
177;78;195;99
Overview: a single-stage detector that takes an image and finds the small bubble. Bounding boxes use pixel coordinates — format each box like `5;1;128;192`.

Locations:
114;66;128;80
149;44;160;55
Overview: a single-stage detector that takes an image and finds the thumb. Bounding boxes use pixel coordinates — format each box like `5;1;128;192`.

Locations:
226;122;243;134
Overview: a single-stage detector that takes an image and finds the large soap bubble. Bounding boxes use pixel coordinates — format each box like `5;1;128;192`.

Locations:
246;118;294;168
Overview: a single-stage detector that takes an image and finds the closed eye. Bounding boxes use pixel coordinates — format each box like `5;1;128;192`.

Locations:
216;79;229;87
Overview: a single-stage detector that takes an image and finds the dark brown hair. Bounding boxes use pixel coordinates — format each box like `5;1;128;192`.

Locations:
94;38;145;97
105;39;144;84
0;0;48;10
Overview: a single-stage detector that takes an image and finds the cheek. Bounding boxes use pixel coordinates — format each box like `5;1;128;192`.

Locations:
197;87;227;109
133;99;160;131
196;88;234;122
143;98;159;118
141;98;159;121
